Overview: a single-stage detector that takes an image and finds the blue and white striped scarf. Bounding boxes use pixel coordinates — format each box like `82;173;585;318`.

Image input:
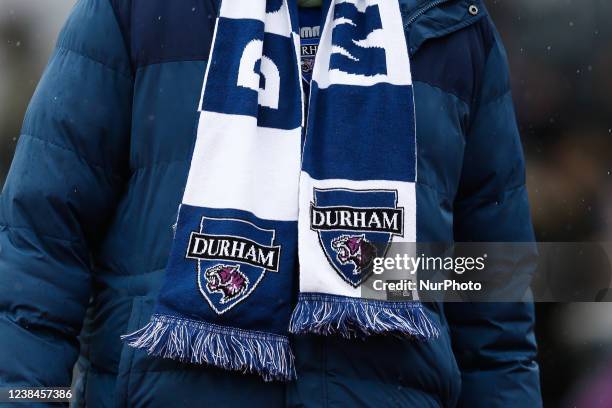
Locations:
123;0;438;382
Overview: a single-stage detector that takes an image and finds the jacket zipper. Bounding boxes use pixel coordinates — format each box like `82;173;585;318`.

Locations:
404;0;451;28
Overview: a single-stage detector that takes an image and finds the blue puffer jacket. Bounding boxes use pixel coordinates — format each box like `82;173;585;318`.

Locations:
0;0;541;406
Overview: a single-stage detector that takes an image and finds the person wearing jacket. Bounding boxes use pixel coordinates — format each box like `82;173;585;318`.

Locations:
0;0;541;406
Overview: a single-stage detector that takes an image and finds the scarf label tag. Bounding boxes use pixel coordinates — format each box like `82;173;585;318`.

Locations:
298;7;321;85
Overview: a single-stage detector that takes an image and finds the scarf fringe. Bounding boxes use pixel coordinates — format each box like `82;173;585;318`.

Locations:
121;314;296;382
288;294;440;340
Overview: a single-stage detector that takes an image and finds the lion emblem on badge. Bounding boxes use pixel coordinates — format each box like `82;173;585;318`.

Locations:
205;264;249;304
331;234;377;275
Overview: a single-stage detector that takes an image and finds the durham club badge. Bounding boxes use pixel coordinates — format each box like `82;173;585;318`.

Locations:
310;188;404;287
186;216;281;314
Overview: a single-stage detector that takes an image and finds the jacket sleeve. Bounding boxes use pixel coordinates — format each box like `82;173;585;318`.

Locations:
0;0;132;388
444;16;542;408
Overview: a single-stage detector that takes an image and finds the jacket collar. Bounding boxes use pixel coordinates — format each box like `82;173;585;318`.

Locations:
210;0;485;57
400;0;486;55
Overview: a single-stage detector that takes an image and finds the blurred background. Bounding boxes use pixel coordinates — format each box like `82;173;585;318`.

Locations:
491;2;612;407
0;0;611;406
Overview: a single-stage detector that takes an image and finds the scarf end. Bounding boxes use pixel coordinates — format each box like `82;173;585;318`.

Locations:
288;293;440;340
121;314;296;382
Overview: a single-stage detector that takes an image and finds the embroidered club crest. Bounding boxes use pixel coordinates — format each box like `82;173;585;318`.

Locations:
187;216;281;314
310;188;404;287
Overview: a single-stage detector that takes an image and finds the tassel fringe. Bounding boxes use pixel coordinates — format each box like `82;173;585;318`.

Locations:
121;314;296;382
289;293;439;340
